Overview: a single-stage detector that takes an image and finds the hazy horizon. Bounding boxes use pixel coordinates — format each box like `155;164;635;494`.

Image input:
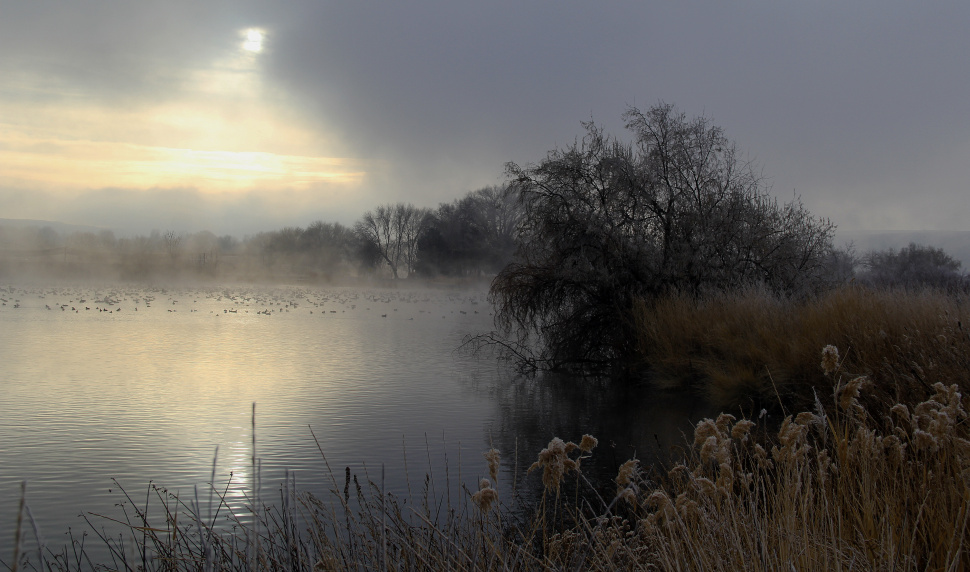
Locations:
5;216;970;274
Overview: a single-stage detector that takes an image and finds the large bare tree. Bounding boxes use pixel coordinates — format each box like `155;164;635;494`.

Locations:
490;103;836;372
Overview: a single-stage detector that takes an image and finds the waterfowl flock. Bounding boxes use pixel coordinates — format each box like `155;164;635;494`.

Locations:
0;283;492;323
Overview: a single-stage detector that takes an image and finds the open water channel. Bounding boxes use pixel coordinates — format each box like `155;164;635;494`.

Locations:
0;282;710;564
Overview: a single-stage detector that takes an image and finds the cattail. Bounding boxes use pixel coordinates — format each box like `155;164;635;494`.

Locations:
616;459;639;489
615;458;640;502
752;443;772;469
699;435;720;465
935;383;966;419
693;477;717;497
643;490;675;525
668;463;690;483
675;493;699;520
529;437;569;492
777;416;808;447
471;478;498;512
578;434;598;453
821;344;839;375
890;403;910;420
483;448;500;483
693;419;718;449
645;490;670;511
616;486;638;505
715;413;736;434
731;419;756;441
715;463;734;494
838;375;869;416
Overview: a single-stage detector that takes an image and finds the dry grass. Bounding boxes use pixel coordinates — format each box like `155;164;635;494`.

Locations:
634;284;970;413
587;373;970;570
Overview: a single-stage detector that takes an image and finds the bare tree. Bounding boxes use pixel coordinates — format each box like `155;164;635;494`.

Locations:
466;185;524;271
416;185;524;277
399;204;431;277
162;230;182;262
355;203;430;278
357;205;400;278
490;103;836;372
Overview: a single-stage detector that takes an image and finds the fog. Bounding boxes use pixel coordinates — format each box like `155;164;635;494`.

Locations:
0;224;363;285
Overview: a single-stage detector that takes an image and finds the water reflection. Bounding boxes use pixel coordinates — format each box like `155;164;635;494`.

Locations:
0;282;709;564
471;371;718;509
0;283;498;561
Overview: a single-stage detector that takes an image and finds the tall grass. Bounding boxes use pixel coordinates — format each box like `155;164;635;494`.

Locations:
634;284;970;412
591;372;970;570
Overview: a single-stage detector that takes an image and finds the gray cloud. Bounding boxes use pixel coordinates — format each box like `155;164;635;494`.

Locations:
2;1;969;233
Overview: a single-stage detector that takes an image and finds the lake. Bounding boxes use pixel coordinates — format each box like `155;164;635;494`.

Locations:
0;282;710;563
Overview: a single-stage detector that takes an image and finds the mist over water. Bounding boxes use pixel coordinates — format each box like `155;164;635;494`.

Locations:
0;282;706;562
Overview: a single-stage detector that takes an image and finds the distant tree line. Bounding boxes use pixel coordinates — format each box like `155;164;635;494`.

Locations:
0;185;523;283
854;242;966;289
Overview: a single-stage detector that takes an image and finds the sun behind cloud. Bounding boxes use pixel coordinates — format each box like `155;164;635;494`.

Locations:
0;25;361;200
243;28;265;53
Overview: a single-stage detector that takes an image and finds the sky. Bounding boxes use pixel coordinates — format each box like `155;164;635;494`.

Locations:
2;1;968;237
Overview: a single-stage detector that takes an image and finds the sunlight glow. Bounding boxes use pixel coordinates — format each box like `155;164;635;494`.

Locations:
242;29;264;53
0;132;365;193
0;26;369;200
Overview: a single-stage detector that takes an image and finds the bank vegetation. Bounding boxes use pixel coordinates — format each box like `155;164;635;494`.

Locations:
7;343;968;570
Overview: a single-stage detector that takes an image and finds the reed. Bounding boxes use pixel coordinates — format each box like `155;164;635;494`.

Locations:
634;284;970;413
595;366;970;570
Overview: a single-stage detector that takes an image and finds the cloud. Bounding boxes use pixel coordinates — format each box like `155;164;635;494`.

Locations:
2;1;969;233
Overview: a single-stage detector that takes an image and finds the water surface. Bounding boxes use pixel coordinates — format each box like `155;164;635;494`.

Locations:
0;282;707;561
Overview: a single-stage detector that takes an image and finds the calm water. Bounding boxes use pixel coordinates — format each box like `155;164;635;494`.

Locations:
0;282;708;562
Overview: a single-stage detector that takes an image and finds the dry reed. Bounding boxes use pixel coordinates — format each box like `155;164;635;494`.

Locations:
634;284;970;413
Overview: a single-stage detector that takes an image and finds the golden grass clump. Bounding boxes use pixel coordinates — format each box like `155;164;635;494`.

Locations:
484;447;501;483
820;344;839;376
527;435;596;494
536;372;967;570
471;479;499;513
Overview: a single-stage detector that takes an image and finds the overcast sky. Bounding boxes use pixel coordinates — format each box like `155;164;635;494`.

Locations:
2;1;968;237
